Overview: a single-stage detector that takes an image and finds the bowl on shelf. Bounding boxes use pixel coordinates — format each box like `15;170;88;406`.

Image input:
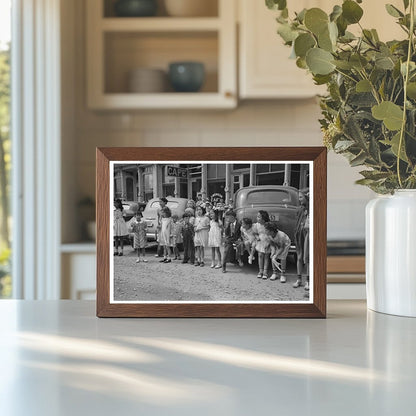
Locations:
114;0;158;17
168;61;205;92
164;0;218;17
128;68;167;93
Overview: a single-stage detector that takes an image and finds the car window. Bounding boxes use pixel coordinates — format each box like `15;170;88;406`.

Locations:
246;190;295;205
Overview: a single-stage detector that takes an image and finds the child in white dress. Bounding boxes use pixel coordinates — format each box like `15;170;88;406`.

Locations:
240;217;257;264
208;210;222;268
194;206;210;266
159;207;173;263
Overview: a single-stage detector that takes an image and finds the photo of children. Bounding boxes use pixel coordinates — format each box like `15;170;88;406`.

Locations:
112;162;312;303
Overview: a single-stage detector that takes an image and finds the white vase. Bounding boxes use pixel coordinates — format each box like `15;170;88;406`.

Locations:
366;190;416;317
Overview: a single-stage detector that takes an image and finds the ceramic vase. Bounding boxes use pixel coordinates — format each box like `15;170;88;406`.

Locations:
366;190;416;317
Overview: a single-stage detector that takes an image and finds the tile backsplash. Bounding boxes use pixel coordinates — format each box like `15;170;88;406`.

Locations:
69;100;374;242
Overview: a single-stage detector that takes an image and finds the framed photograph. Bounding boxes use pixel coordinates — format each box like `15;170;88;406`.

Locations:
96;147;327;317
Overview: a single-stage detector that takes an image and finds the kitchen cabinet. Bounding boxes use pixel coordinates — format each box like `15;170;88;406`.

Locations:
86;0;237;109
238;0;325;99
61;244;96;300
238;0;404;99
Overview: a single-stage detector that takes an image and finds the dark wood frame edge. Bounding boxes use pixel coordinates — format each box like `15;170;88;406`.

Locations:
96;147;327;318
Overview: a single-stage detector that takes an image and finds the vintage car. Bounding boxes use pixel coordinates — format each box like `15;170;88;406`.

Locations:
234;185;301;252
122;201;146;221
143;197;189;240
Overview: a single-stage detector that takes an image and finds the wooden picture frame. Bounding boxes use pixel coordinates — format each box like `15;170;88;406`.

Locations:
96;147;327;317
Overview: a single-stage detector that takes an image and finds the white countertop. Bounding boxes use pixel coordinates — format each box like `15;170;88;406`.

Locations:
0;300;415;415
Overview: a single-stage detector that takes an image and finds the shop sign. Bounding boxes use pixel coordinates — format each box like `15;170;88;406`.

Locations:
166;166;188;178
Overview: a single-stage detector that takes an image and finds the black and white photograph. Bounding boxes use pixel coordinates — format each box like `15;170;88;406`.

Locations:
110;161;312;303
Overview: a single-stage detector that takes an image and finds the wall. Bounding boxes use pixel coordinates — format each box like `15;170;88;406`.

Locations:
61;0;374;243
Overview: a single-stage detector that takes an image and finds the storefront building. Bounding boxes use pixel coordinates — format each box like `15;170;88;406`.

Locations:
114;163;309;203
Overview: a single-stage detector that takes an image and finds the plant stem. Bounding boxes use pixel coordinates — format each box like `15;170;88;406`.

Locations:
397;0;415;188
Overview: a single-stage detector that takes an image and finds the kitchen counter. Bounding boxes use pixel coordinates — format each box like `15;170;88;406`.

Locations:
0;300;415;415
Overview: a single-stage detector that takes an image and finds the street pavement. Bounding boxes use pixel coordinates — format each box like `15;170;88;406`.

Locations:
113;244;310;302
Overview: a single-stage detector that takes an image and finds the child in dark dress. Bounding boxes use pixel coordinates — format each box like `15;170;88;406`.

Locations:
181;212;195;264
222;210;242;273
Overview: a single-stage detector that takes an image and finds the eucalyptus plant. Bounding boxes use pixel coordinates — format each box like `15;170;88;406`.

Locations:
266;0;416;193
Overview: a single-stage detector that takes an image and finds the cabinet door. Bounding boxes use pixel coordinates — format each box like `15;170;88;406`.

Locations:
239;0;325;99
239;0;404;99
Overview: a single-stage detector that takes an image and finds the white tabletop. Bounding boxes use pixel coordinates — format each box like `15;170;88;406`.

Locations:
0;300;415;415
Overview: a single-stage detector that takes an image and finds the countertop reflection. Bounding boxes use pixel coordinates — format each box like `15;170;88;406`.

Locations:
0;300;415;415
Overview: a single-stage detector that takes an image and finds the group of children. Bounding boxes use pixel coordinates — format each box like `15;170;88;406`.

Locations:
115;196;301;284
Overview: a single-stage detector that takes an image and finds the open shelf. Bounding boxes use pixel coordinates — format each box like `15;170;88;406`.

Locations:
102;17;221;31
103;0;219;18
87;0;236;109
104;31;218;94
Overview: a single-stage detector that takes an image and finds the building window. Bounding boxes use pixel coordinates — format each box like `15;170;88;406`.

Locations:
143;172;153;201
207;164;225;179
256;172;285;186
233;164;250;170
126;177;134;201
114;174;122;199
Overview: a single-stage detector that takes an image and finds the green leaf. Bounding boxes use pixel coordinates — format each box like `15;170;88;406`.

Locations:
372;101;404;131
296;57;308;69
342;0;363;24
318;27;334;52
385;4;404;18
363;29;376;46
281;8;288;19
389;132;409;162
360;170;391;181
294;33;316;58
266;0;287;11
336;15;348;36
277;23;298;43
333;60;352;70
328;21;338;45
313;74;332;85
356;79;372;92
350;152;368;167
330;5;342;22
334;140;355;152
407;82;416;99
371;29;380;43
343;114;367;147
403;0;409;10
375;55;395;70
305;48;335;75
369;136;382;163
401;61;416;76
350;54;368;70
355;178;377;186
304;8;329;35
339;31;356;43
296;8;307;23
